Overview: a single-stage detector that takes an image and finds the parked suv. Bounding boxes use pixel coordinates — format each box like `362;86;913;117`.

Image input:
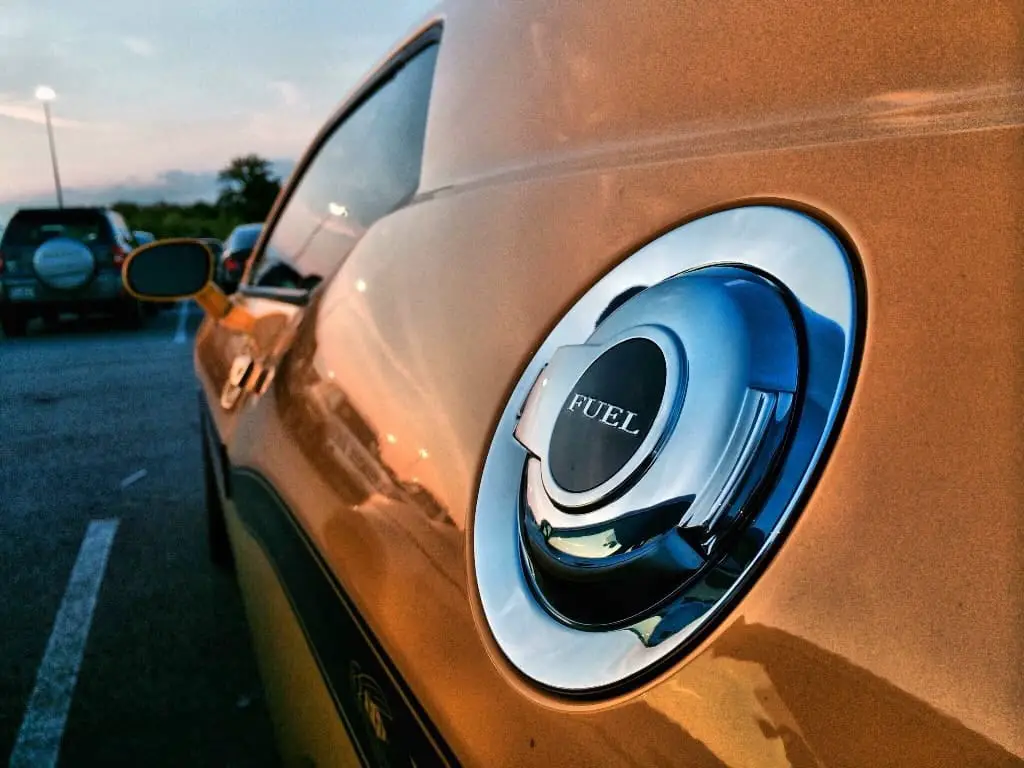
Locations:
0;207;146;336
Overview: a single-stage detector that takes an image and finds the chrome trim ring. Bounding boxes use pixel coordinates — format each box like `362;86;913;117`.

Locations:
472;205;861;693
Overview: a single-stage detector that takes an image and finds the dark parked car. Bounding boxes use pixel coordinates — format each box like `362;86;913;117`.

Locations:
217;223;261;293
198;237;223;262
0;207;146;336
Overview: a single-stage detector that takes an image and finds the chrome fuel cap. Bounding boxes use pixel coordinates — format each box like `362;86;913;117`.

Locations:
512;267;800;627
472;206;862;694
545;333;674;498
517;323;686;509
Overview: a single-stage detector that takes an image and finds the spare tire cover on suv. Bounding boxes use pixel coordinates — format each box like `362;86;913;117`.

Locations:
32;237;97;290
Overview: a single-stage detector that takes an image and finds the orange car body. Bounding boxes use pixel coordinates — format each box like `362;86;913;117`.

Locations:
191;1;1022;765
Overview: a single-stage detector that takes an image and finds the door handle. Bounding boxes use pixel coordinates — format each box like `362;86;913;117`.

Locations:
218;310;302;410
220;353;276;409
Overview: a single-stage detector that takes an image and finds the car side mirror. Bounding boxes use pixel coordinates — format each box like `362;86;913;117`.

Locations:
123;239;254;331
124;239;213;300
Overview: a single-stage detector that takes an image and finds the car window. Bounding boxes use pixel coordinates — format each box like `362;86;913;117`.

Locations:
1;210;112;248
247;43;439;291
227;226;262;251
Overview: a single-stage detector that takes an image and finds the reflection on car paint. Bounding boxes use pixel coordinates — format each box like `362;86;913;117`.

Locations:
230;469;457;768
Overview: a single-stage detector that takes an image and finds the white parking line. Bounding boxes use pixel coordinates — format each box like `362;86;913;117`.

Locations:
9;519;120;768
173;300;190;344
118;469;148;489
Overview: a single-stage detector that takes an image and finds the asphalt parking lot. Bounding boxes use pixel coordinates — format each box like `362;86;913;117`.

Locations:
0;305;280;767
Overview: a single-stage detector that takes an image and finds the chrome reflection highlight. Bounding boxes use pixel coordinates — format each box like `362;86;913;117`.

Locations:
472;205;861;693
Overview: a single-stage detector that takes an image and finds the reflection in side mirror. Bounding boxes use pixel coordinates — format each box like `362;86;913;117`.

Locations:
123;239;213;301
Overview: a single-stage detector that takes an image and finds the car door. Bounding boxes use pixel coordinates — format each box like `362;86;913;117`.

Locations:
194;30;450;768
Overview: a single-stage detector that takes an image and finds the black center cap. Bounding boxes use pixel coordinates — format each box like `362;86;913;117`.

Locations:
548;338;668;494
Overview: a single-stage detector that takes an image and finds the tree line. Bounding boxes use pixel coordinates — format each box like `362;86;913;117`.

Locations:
112;154;283;241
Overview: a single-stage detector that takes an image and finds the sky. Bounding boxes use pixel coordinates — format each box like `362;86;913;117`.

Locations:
0;0;437;223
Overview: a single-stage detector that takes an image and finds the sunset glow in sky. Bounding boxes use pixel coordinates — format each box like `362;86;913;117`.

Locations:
0;0;435;222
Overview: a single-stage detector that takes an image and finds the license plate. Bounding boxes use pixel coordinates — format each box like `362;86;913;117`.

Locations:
8;286;36;300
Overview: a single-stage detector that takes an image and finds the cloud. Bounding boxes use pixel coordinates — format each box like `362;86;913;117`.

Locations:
121;37;156;57
0;1;439;210
268;80;303;108
0;15;31;40
0;159;297;224
0;98;93;129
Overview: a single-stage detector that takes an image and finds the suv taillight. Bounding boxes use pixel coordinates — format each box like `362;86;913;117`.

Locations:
0;253;6;275
112;245;127;266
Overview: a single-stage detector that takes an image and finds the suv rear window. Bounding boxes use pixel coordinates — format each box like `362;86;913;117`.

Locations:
1;210;113;248
227;226;262;251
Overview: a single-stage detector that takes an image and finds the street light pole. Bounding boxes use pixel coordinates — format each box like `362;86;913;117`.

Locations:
35;86;63;208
